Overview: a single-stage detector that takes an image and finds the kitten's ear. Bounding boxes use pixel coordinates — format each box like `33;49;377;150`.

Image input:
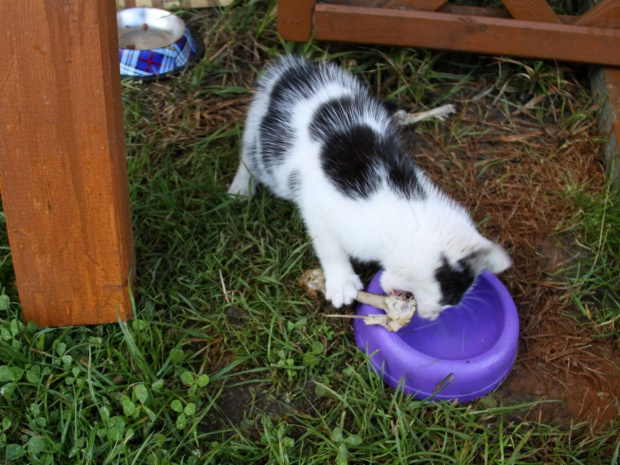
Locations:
475;243;512;274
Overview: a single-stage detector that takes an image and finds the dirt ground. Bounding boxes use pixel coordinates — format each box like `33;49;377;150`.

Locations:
400;95;620;430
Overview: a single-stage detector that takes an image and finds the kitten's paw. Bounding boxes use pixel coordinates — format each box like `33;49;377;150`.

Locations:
227;186;251;199
324;273;363;308
227;180;252;198
227;164;255;199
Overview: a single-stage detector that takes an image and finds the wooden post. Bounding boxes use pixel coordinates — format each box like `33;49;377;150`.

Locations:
277;0;315;42
591;68;620;186
0;0;135;327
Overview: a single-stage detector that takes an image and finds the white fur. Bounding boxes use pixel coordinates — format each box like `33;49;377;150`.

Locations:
228;57;511;319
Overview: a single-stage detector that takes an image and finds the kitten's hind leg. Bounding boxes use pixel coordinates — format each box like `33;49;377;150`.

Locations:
227;160;256;198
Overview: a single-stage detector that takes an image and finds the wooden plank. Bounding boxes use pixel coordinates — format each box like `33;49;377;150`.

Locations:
0;0;135;327
323;2;576;22
116;0;234;8
313;4;620;67
590;67;620;186
439;5;575;24
440;5;512;18
501;0;560;23
576;0;620;28
326;0;436;6
385;0;449;10
277;0;316;42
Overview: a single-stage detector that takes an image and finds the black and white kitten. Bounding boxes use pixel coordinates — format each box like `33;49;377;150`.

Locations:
228;56;511;320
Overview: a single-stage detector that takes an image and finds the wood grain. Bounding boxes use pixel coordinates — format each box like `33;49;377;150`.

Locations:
591;67;620;186
0;0;135;327
313;4;620;66
576;0;620;27
501;0;560;23
385;0;449;10
320;3;576;23
327;0;447;8
277;0;316;42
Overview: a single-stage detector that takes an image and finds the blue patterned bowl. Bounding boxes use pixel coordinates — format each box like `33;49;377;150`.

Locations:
117;8;200;79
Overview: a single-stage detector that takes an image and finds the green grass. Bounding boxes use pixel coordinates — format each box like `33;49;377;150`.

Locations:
559;182;620;330
1;1;619;464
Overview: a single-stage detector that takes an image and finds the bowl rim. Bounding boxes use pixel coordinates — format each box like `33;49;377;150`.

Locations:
376;354;517;401
354;270;519;401
118;25;203;80
117;7;187;50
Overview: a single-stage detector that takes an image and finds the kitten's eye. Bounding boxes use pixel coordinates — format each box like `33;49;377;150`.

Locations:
404;292;414;300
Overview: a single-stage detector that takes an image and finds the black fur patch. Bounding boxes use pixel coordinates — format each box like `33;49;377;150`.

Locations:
319;124;383;198
310;96;425;200
287;170;301;196
245;139;262;176
309;96;356;141
435;256;476;306
387;155;425;200
269;61;317;101
258;112;293;174
259;63;316;172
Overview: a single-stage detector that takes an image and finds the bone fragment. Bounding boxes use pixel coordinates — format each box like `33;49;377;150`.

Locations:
297;268;325;300
299;268;417;332
393;104;456;126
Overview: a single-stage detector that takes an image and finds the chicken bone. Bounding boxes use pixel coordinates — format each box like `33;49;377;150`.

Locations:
298;268;417;332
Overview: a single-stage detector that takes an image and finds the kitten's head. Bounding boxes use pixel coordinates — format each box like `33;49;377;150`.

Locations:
380;209;512;320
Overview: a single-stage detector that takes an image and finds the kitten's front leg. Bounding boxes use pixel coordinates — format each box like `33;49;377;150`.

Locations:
308;231;362;308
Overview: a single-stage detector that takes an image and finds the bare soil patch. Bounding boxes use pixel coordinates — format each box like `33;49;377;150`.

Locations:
401;85;619;429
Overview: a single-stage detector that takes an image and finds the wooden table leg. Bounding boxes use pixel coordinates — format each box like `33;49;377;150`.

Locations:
0;0;135;327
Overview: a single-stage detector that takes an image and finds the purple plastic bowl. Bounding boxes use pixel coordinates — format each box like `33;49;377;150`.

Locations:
354;270;519;402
